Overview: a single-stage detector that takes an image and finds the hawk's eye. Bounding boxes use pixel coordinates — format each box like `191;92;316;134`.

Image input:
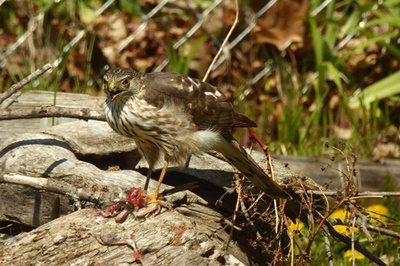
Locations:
122;79;130;87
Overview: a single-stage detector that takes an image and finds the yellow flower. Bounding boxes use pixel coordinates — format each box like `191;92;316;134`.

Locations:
289;219;305;231
344;249;365;261
366;204;389;224
330;208;351;219
333;225;359;235
330;208;358;235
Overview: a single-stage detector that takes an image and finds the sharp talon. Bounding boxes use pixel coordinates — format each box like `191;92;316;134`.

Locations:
136;203;160;218
146;193;164;204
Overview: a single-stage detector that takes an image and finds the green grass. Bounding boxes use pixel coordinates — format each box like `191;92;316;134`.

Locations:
232;0;400;158
167;34;208;76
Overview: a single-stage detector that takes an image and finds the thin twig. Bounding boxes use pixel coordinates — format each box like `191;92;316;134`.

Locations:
348;202;375;246
226;177;243;249
203;0;239;82
329;218;400;239
219;218;242;232
246;109;284;235
237;189;264;240
322;225;334;266
95;234;143;263
268;154;280;234
0;91;21;109
0;63;52;105
295;190;400;198
304;199;347;255
0;105;106;121
247;127;268;151
283;215;295;266
351;216;356;266
366;223;400;239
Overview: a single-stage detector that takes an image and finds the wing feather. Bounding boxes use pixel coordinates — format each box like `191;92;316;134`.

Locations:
140;72;256;131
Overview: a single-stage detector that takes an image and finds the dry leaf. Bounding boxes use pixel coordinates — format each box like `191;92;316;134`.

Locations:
251;0;309;51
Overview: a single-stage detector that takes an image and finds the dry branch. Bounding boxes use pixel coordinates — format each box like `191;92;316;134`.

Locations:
0;105;105;121
0;91;21;109
0;63;52;106
1;173;105;204
203;0;239;82
329;218;400;240
296;190;400;198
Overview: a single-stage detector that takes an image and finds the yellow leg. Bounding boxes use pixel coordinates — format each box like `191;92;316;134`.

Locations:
143;166;153;192
148;161;168;203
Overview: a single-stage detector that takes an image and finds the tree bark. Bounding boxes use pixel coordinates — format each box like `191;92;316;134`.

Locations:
1;120;297;265
0;205;251;266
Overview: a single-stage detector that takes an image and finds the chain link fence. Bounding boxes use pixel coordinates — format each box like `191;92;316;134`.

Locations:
2;0;397;149
0;0;354;94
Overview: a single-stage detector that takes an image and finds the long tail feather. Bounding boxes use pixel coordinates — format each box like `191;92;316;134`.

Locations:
217;133;291;199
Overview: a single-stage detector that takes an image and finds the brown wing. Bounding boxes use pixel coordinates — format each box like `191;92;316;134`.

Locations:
139;72;256;131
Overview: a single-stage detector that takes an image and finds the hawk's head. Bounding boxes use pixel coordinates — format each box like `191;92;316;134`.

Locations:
103;68;142;101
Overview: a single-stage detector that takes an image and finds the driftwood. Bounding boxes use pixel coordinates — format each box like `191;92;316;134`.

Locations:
0;121;236;265
0;120;304;265
1;203;248;266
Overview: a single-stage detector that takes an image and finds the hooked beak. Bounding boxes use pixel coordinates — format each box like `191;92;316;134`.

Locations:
106;82;119;101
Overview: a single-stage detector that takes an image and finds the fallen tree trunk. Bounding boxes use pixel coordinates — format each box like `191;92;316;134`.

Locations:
0;92;398;265
0;204;250;265
0;120;304;265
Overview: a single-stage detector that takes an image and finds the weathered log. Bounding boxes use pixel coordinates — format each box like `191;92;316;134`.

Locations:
0;91;398;265
0;205;249;266
0;120;302;265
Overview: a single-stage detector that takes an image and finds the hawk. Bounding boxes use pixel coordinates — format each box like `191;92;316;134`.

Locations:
103;68;290;201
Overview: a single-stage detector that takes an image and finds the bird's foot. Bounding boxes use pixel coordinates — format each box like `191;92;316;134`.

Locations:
134;193;173;218
145;192;164;204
